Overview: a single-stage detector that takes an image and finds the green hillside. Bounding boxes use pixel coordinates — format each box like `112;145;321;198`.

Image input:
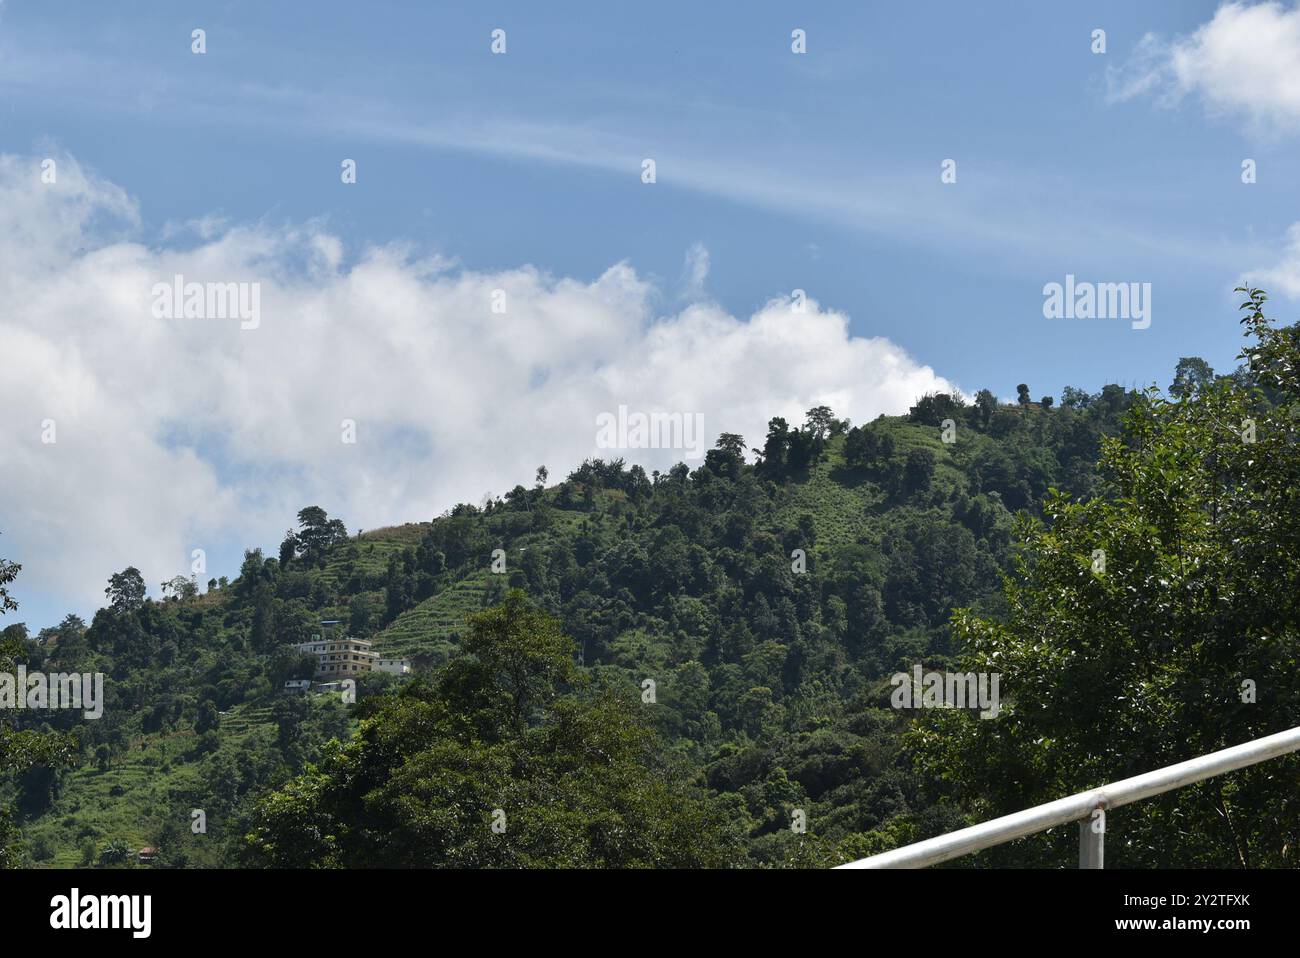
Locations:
2;377;1145;868
10;309;1299;867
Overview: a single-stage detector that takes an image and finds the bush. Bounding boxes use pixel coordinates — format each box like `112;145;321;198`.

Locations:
28;834;54;861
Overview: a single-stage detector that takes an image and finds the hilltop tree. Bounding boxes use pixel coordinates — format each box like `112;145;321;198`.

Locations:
278;530;297;567
757;417;791;475
105;567;146;614
161;574;197;601
705;433;748;480
1170;356;1215;400
908;392;964;427
236;548;275;599
1016;383;1031;406
1060;386;1092;409
843;423;896;470
804;405;836;441
292;507;348;568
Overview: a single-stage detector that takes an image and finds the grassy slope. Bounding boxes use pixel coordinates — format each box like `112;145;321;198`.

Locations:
374;570;493;663
777;420;971;546
27;700;278;867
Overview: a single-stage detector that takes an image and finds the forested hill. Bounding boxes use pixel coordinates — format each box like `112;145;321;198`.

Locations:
2;381;1141;867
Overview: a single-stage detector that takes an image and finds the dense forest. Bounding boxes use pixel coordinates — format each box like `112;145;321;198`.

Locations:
3;290;1298;868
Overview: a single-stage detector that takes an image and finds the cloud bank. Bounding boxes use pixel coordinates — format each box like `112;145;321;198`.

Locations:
0;153;957;622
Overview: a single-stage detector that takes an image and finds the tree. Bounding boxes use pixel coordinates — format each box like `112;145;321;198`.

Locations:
243;592;741;868
705;433;747;480
1016;383;1031;406
270;694;309;754
1060;386;1092;409
908;393;964;427
383;554;412;624
457;591;577;733
903;447;936;494
1040;395;1054;409
912;289;1300;867
503;484;531;511
843;423;894;470
0;540;18;615
249;587;276;651
804;405;836;441
1169;356;1215;400
0;554;78;867
278;530;297;567
105;567;146;614
98;839;131;867
161;574;196;601
974;389;998;429
194;701;221;735
236;548;275;599
294;507;347;567
757;417;791;475
296;505;328;531
348;593;373;636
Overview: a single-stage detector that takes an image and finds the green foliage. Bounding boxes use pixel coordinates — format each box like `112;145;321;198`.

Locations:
1169;356;1215;400
0;562;79;867
244;592;740;867
913;290;1300;867
105;567;146;614
2;338;1161;868
0;545;19;615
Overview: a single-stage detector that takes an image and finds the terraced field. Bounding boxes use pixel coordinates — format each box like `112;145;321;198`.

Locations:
24;700;281;868
373;569;497;663
320;522;431;587
774;422;978;554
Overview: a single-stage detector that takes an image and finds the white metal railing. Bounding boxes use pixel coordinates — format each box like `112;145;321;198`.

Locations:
837;724;1300;869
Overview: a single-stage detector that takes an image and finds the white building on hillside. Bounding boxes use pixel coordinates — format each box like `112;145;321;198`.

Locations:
292;623;411;681
294;633;377;679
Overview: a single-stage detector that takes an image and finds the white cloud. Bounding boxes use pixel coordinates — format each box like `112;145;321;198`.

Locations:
1245;221;1300;296
0;153;957;619
1105;32;1175;105
1108;2;1300;133
680;242;710;299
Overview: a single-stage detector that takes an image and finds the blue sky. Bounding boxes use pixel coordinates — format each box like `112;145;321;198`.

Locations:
4;0;1300;629
5;0;1292;385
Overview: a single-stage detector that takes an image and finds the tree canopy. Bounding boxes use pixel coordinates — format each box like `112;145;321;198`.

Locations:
244;591;740;867
913;288;1300;867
